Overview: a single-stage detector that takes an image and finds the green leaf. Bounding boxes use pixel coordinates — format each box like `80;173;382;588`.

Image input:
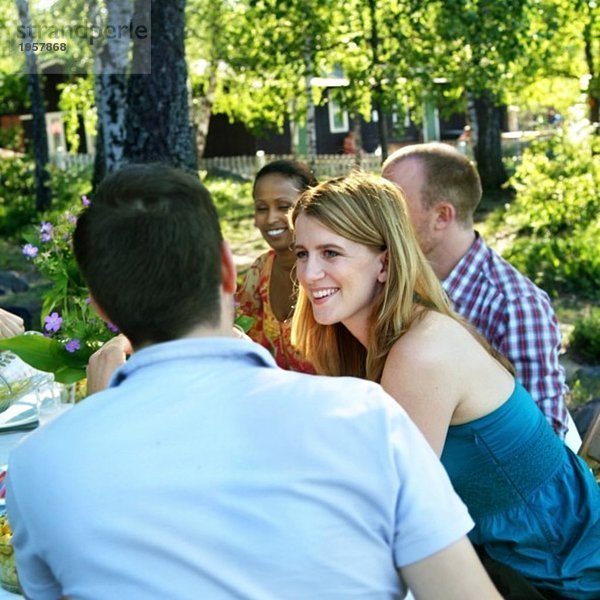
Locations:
234;315;255;333
53;365;87;384
0;335;88;383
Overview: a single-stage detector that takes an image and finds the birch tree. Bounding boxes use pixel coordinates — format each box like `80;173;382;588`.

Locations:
92;0;133;180
125;0;197;172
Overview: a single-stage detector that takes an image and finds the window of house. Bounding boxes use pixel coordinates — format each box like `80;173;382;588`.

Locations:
328;94;349;133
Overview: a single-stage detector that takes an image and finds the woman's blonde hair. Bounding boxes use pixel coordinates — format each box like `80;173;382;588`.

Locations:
290;172;513;381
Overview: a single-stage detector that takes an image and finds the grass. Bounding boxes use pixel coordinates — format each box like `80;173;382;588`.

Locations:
203;174;267;270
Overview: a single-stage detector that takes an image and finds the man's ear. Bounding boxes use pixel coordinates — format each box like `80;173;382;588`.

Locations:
433;201;455;231
220;241;237;294
377;249;388;283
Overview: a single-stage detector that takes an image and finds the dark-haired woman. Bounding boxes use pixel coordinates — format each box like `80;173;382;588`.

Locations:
235;160;316;372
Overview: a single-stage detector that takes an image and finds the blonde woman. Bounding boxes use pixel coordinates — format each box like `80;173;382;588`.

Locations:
290;172;600;600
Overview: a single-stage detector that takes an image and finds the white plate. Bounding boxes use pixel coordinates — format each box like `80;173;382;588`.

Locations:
0;403;38;431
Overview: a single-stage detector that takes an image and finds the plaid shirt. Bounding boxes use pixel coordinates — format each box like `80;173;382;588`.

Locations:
443;233;569;438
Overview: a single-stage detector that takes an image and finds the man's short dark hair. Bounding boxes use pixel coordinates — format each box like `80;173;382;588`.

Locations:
73;164;223;347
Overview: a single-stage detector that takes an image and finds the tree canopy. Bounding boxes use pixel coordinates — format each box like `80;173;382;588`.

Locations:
0;0;595;193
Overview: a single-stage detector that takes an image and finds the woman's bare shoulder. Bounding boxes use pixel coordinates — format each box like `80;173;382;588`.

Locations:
388;311;468;368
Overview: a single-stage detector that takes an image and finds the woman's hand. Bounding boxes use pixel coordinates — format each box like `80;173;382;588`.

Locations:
86;334;133;396
0;308;24;339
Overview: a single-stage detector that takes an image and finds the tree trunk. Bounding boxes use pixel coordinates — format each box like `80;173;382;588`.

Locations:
90;0;105;188
367;0;388;161
473;90;507;190
584;9;599;128
125;0;198;173
92;119;106;191
97;0;133;174
192;66;217;159
15;0;51;212
373;96;388;162
350;112;362;168
289;98;300;156
466;92;478;148
304;37;317;173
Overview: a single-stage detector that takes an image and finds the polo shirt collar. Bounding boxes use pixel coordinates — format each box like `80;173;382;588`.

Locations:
109;337;277;388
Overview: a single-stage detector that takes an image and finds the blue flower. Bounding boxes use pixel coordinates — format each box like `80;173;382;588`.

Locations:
40;221;53;243
44;312;63;333
65;338;81;353
22;243;39;258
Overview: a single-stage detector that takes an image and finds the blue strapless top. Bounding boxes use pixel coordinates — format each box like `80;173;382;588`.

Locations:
441;380;600;598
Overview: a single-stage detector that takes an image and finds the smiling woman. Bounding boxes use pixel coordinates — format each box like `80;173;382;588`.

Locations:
289;172;600;599
234;160;317;373
294;215;387;347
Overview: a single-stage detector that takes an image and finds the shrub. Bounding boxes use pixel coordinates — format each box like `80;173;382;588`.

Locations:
203;174;253;221
570;308;600;364
0;157;92;239
202;174;258;252
0;157;37;237
497;131;600;299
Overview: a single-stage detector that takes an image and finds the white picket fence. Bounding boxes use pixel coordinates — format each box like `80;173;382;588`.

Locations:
199;153;383;179
49;152;383;179
50;152;94;170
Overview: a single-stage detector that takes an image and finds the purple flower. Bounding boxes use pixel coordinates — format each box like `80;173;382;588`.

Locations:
84;297;92;305
40;221;53;243
22;243;38;258
64;338;81;353
81;195;90;207
106;322;119;333
44;312;63;333
67;215;77;225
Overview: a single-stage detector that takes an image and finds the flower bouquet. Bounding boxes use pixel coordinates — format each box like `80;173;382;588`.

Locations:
0;196;116;384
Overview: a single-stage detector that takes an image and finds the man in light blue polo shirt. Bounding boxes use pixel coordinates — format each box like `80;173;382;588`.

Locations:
7;164;500;600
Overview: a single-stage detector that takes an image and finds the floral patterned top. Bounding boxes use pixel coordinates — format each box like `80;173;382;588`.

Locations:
235;250;315;373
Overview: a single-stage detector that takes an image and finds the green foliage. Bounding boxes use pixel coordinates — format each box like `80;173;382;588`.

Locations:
181;0;589;152
57;77;97;153
0;157;92;239
433;0;579;104
0;156;37;237
48;162;93;218
570;308;600;364
497;131;600;299
0;334;92;384
204;174;253;220
0;124;22;150
203;173;256;246
0;73;29;113
5;188;115;381
509;77;585;127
